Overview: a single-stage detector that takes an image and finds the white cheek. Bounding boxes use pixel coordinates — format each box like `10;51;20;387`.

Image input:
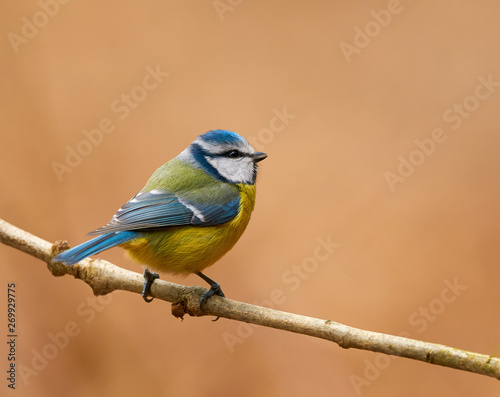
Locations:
206;157;254;184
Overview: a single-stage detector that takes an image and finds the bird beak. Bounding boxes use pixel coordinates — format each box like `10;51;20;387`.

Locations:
252;152;267;162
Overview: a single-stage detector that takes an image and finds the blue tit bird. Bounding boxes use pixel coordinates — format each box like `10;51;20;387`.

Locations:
54;129;267;306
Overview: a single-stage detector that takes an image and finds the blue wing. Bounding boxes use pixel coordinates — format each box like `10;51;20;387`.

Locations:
54;188;240;265
87;188;240;236
53;231;139;265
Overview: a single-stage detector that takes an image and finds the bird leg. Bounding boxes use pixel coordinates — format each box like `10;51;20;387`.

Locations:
142;267;159;302
196;271;225;321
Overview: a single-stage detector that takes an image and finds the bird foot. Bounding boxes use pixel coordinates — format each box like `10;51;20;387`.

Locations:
196;271;225;321
142;267;159;302
200;282;225;306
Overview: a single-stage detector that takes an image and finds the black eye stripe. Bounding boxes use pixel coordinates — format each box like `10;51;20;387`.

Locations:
211;150;250;158
199;146;251;159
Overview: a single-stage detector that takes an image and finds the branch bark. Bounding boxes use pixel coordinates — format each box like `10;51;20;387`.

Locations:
1;217;499;380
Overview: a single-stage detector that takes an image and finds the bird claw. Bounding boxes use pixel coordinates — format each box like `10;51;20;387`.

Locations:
200;283;225;307
196;272;225;321
200;285;225;322
142;267;159;303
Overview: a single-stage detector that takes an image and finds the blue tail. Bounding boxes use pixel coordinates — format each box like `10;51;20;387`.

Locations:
54;231;139;265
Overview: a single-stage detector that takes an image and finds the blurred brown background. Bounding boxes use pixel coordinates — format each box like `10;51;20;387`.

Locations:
2;1;500;396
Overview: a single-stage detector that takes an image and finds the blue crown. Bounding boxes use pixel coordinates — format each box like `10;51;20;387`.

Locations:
199;129;245;146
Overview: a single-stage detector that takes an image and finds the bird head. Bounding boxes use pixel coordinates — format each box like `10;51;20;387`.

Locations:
179;129;267;185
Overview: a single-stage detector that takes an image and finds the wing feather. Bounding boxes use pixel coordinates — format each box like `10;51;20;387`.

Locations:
87;187;240;235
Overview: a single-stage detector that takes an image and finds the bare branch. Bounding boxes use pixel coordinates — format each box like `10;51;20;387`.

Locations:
1;217;499;380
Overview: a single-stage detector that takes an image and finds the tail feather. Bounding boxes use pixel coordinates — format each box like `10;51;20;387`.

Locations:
54;231;139;265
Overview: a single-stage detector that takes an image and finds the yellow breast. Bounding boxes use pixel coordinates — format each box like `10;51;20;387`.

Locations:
121;184;257;275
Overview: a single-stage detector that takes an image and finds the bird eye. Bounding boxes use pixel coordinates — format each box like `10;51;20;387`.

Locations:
227;150;242;159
